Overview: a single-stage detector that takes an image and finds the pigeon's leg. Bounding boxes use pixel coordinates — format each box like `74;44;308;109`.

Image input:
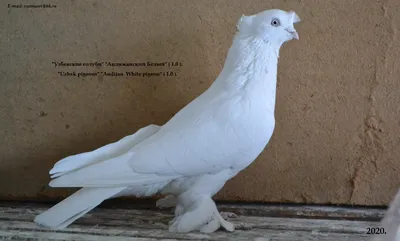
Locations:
169;195;215;233
214;211;235;232
199;214;220;233
156;195;177;209
174;203;185;216
168;203;185;225
168;194;235;233
198;209;238;233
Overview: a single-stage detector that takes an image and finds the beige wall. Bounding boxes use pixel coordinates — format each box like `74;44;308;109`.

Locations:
1;0;400;205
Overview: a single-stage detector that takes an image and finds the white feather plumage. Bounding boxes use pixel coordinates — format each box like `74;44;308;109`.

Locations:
34;9;300;233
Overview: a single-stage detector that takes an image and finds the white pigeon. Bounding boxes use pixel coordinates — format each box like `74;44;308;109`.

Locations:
34;9;301;233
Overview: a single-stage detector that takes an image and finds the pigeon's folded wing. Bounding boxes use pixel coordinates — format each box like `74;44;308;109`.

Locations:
49;150;181;187
49;124;161;178
129;94;251;176
49;93;250;187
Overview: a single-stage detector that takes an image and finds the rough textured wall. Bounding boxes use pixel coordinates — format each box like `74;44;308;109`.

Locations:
1;0;399;205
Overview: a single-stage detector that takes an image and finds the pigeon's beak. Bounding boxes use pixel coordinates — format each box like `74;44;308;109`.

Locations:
287;11;300;40
286;27;299;40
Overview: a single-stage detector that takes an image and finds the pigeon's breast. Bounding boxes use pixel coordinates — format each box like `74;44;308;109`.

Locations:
230;95;276;169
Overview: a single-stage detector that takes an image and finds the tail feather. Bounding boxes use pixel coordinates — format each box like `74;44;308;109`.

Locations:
34;187;126;229
35;125;167;229
49;124;160;178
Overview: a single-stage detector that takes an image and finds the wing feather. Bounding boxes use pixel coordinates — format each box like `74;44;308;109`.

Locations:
128;93;251;176
50;125;160;178
49;152;179;187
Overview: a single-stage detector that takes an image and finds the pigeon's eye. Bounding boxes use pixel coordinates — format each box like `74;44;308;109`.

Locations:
271;18;280;27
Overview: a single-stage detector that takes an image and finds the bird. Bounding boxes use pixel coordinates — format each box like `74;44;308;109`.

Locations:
34;8;301;233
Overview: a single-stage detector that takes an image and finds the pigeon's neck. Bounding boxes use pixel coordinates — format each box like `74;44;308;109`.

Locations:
214;34;280;110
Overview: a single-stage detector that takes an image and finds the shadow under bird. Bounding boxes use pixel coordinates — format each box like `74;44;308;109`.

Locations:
34;8;301;233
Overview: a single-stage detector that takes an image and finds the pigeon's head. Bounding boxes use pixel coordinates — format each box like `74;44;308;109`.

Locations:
237;9;301;46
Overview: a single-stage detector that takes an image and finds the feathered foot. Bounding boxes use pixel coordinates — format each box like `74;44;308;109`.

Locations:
197;211;235;233
168;196;235;233
168;203;185;225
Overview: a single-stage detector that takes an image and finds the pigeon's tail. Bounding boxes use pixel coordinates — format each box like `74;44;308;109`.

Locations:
49;124;161;179
34;187;126;229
